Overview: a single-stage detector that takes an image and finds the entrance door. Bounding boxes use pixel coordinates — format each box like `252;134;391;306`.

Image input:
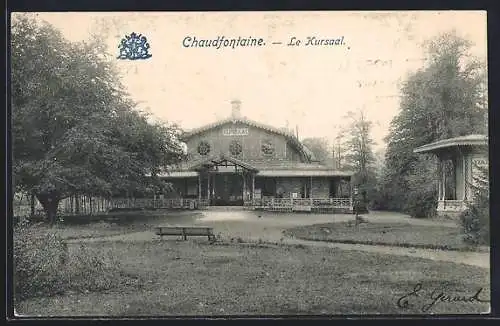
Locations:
213;173;243;206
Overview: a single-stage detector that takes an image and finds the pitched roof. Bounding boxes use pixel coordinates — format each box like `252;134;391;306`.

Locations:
158;169;352;178
245;160;334;170
158;157;354;177
253;160;355;176
257;170;353;177
188;154;259;172
413;134;488;154
180;117;316;162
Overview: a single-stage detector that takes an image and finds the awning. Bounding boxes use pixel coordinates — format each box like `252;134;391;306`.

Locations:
157;169;352;178
257;170;353;177
414;134;488;154
189;154;259;172
157;171;199;178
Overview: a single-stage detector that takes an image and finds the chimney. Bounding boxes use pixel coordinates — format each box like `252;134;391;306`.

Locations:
231;99;242;119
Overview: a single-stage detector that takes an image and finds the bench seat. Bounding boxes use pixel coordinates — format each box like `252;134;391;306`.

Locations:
154;226;216;241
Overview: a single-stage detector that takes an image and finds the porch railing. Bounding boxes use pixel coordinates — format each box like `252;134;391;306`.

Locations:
106;196;353;211
245;197;353;210
15;196;354;218
110;198;205;210
437;200;469;212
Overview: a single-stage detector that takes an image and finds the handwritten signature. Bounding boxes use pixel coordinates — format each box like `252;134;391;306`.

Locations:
397;283;490;313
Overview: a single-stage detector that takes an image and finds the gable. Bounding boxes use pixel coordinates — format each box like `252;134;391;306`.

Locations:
181;119;313;163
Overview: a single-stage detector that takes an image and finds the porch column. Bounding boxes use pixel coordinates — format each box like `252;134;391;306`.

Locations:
310;176;313;205
211;174;215;198
442;161;446;201
251;173;255;202
452;158;457;200
207;173;211;202
438;160;443;201
463;155;469;201
198;174;202;202
242;173;247;202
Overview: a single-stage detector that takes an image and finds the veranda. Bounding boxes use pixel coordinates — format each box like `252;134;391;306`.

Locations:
14;193;354;217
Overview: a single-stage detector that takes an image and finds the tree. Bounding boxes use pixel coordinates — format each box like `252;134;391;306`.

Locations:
380;30;487;217
369;148;389;210
11;15;184;223
301;137;332;165
340;109;377;211
460;165;489;245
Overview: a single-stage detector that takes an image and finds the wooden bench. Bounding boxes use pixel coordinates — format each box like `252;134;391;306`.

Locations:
154;226;216;242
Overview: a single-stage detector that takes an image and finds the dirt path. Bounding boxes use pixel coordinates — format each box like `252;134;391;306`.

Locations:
66;210;489;269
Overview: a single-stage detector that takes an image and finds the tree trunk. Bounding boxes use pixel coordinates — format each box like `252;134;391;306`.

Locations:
75;194;80;214
30;190;36;217
36;193;61;225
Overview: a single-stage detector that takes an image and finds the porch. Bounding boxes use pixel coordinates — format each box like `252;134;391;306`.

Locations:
246;197;353;213
102;196;353;213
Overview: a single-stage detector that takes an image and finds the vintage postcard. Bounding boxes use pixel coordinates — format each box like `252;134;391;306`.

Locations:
10;11;489;316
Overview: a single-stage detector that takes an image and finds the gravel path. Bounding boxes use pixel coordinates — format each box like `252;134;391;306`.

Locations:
66;209;489;269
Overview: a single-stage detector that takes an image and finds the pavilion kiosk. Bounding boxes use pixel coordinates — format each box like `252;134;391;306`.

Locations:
413;134;488;218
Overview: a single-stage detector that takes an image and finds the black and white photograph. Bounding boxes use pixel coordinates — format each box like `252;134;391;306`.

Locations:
10;11;490;316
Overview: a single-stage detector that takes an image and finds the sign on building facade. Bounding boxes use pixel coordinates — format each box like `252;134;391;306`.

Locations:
222;128;249;136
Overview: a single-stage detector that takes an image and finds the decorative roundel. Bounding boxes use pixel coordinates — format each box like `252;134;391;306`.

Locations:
229;140;243;156
197;141;211;156
261;139;275;156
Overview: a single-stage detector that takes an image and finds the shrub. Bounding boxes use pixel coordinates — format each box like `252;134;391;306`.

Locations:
404;187;437;218
460;166;489;246
14;222;124;301
14;223;69;300
64;244;124;293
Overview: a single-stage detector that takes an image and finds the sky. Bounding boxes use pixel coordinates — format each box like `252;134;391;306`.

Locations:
24;11;487;150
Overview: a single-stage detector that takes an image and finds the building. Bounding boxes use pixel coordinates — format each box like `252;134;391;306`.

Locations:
413;134;488;218
159;100;354;213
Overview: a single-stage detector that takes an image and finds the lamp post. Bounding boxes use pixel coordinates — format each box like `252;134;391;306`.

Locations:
353;186;360;228
353;186;359;214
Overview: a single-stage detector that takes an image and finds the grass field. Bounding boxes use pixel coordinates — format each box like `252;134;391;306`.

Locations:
284;222;488;252
25;210;201;240
16;239;490;316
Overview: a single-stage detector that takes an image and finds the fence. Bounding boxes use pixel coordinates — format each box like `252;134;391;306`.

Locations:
246;197;353;213
109;198;205;210
13;194;212;218
13;194;113;217
14;193;353;218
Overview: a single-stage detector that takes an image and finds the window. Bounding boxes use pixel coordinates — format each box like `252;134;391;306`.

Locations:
261;139;275;156
197;141;211;156
229;140;242;156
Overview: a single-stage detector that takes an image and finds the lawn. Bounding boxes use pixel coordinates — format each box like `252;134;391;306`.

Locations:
16;239;490;316
284;222;488;252
25;210;202;240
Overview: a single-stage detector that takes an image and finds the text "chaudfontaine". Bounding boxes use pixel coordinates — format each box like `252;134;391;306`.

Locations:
183;36;266;49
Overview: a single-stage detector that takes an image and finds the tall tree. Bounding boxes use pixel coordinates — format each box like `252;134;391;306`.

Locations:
11;15;184;223
340;109;377;208
301;137;332;165
381;30;487;217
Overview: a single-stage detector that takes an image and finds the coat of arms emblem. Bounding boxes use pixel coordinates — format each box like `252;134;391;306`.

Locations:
117;32;152;60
